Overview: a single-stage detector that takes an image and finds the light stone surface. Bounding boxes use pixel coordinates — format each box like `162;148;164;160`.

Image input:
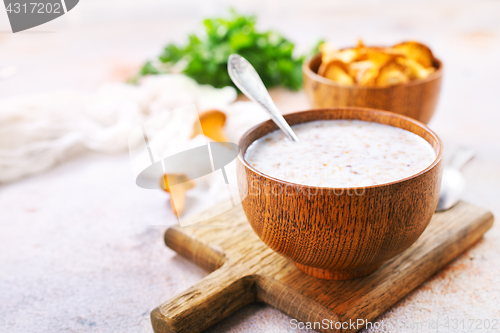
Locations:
1;0;500;332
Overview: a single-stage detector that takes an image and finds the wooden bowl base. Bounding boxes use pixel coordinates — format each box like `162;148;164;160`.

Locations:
294;262;382;280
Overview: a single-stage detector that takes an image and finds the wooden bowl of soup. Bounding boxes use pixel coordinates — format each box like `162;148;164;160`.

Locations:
302;51;443;124
236;107;443;280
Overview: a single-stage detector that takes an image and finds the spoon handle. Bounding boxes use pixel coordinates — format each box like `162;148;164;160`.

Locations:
228;54;299;142
449;147;475;170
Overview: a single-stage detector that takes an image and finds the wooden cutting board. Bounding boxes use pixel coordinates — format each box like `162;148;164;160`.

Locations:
151;201;493;333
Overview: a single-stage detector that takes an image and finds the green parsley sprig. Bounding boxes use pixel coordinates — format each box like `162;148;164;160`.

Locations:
133;10;310;91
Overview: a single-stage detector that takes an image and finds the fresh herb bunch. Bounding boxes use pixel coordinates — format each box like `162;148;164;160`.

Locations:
136;10;305;90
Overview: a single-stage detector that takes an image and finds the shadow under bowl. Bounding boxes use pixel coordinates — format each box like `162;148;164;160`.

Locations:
237;107;443;280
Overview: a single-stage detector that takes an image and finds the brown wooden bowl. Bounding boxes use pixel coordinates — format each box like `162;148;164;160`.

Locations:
302;54;443;124
236;108;443;280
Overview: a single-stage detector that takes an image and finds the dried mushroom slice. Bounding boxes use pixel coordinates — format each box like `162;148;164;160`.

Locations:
357;66;380;86
160;174;195;217
320;60;354;86
375;61;410;87
335;48;359;64
319;42;340;65
396;57;435;80
191;109;227;142
393;41;434;68
320;43;359;64
347;61;374;84
366;48;403;68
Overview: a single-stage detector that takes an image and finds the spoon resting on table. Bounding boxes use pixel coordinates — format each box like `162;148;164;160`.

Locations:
227;54;299;142
436;147;475;212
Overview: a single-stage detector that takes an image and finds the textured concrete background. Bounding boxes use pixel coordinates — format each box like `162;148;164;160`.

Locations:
1;0;499;332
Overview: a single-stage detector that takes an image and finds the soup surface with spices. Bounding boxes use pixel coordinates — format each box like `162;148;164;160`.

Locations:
244;120;436;187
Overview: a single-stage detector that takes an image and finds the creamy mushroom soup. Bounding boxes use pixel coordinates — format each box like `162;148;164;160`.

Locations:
244;120;436;187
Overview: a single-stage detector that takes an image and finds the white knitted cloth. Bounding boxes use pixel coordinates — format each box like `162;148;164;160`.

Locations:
0;74;268;182
0;74;269;219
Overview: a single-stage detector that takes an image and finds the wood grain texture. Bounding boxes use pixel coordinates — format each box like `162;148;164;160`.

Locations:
237;108;443;279
151;201;493;333
303;54;443;124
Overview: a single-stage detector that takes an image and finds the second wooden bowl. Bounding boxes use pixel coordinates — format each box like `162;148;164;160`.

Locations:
237;108;443;280
302;54;443;124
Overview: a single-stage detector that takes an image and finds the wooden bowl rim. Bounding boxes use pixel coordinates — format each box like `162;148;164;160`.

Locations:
238;107;443;190
303;52;443;90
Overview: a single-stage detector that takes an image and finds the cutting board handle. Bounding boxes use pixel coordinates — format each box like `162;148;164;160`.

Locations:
151;265;256;333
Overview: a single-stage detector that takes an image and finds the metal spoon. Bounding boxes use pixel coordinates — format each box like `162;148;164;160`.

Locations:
436;147;475;212
227;54;299;142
